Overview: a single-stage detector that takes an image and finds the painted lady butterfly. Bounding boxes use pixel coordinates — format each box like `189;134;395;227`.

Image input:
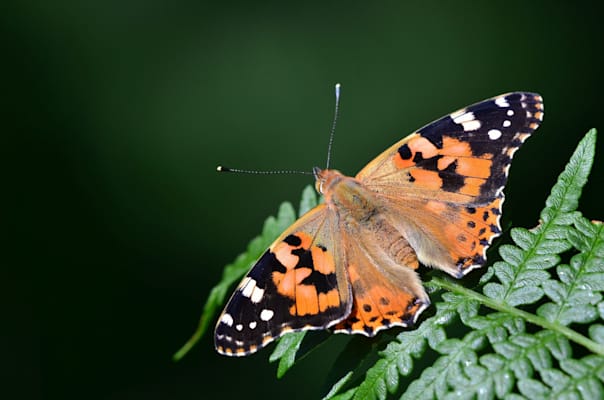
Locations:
215;91;544;356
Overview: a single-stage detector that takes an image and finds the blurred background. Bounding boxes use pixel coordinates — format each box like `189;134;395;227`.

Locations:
4;1;603;398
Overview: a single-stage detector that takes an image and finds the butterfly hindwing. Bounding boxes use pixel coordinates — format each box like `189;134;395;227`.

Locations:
332;218;430;336
215;205;351;356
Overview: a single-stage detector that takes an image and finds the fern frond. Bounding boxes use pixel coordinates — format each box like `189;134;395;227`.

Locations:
538;217;604;325
324;129;603;399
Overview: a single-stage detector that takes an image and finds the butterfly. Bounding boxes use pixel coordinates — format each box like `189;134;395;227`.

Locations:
215;92;544;356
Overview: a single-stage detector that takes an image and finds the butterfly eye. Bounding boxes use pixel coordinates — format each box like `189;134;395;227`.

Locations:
313;167;326;193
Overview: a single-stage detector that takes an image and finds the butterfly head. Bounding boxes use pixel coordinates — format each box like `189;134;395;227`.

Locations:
313;167;345;195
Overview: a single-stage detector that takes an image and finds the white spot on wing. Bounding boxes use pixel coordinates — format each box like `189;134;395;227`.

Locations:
503;120;511;127
240;277;254;297
495;97;510;107
462;120;481;131
240;277;264;303
236;324;243;331
221;313;234;327
507;109;514;116
452;111;475;124
449;108;467;120
453;112;481;131
249;321;257;329
488;129;502;140
251;287;264;303
260;309;274;321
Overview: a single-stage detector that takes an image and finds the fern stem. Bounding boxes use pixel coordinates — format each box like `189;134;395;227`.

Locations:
173;326;203;361
430;276;604;356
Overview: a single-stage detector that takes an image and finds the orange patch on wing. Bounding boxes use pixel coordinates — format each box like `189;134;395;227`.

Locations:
334;263;422;334
442;136;472;157
459;177;484;196
273;267;312;299
394;136;439;170
294;284;319;316
437;156;457;171
318;289;341;312
410;136;439;158
296;232;313;248
409;169;442;190
272;231;312;267
445;223;471;252
271;231;318;298
272;242;299;269
311;246;335;274
445;196;505;273
394;153;415;170
270;232;339;316
456;158;492;178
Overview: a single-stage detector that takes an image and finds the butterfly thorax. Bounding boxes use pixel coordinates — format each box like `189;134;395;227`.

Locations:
314;167;380;225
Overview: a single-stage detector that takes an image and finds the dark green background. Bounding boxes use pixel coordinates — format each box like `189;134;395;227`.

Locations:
5;1;604;398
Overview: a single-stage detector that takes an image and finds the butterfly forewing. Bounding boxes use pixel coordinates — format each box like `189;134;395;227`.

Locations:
215;205;351;356
357;92;543;276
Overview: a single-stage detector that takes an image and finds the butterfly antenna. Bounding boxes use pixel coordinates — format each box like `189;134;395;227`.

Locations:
325;83;341;170
216;166;313;175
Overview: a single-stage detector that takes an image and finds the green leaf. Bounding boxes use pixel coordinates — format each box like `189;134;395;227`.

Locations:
545;129;596;213
327;389;356;400
348;316;448;400
500;245;525;266
518;378;550;399
547;357;604;399
589;325;604;345
299;184;320;215
353;359;389;400
510;227;537;250
323;372;355;400
540;368;570;391
536;217;604;326
270;332;307;378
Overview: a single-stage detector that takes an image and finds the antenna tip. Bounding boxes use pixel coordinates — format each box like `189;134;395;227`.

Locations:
217;165;229;172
